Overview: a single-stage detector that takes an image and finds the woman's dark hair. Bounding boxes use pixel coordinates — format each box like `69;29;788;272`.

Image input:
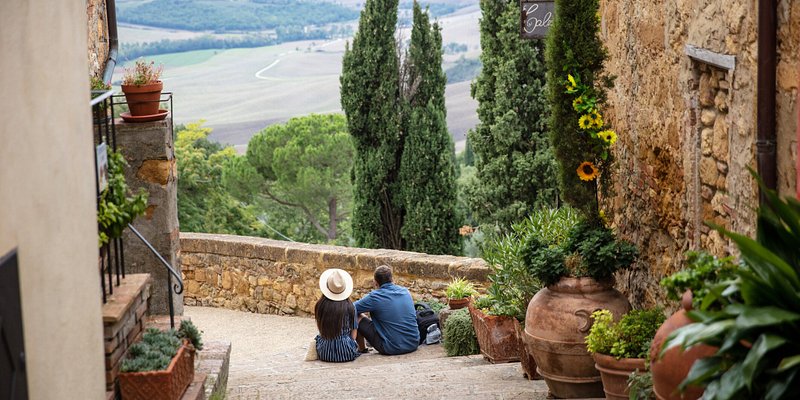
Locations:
315;295;355;339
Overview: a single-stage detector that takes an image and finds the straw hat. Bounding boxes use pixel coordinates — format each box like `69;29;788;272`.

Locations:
319;268;354;301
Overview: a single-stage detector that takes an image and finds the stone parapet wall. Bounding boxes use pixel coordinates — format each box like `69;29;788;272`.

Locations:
180;233;489;316
601;0;799;308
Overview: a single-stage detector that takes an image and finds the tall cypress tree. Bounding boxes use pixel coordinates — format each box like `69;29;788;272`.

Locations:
398;3;460;255
466;0;557;229
341;0;403;249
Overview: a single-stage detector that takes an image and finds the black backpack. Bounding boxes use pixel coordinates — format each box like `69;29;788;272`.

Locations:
415;302;440;345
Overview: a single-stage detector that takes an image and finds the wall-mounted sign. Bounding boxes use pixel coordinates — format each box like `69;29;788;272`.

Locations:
520;1;555;39
96;143;108;192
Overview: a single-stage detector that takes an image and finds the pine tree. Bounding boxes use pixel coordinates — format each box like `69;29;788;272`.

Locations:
340;0;403;249
466;0;557;230
398;2;460;255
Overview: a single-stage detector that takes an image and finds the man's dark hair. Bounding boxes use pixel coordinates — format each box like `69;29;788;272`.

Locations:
374;265;393;286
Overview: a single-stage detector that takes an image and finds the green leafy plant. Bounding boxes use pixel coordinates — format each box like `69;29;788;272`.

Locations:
121;328;182;373
90;76;111;91
122;59;163;86
177;319;203;351
660;251;739;311
97;151;148;247
586;309;665;359
523;219;637;287
443;308;480;357
627;370;655;400
481;208;580;319
445;277;477;300
426;298;447;313
664;176;800;399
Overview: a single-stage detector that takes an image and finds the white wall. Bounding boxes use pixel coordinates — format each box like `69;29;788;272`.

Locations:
0;1;106;398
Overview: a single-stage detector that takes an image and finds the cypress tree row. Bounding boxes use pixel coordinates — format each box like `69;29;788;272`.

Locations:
398;3;460;255
340;0;403;249
546;0;615;222
466;0;557;229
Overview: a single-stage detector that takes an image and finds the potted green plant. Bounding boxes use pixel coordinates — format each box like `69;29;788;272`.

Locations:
663;178;800;399
121;59;165;120
97;151;148;248
522;220;638;398
442;308;480;357
445;277;477;310
649;252;737;400
119;320;203;400
586;309;665;400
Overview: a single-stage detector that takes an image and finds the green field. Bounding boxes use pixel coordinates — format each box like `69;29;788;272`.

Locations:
123;49;220;69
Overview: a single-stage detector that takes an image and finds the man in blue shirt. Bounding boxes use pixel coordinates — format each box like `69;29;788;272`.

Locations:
354;265;419;355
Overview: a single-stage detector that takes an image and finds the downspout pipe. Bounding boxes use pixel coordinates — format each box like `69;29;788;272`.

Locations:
756;0;777;203
102;0;118;84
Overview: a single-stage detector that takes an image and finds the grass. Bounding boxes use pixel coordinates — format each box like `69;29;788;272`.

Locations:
121;49;220;69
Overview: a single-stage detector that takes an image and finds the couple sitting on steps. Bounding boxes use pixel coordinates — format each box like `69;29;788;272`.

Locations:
313;265;419;362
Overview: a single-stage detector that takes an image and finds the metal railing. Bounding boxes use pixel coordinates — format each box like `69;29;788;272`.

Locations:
127;224;183;329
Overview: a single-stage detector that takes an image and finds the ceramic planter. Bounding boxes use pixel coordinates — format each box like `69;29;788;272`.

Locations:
119;340;195;400
513;318;539;380
468;303;521;363
649;292;716;400
121;81;163;117
523;276;631;398
448;297;470;310
593;353;646;400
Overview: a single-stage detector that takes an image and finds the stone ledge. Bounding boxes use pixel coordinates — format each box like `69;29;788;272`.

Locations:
102;273;152;324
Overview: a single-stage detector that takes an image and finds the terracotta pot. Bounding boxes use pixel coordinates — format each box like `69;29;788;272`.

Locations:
523;277;631;399
468;303;521;363
649;292;716;400
119;340;194;400
513;318;539;380
593;353;646;400
121;81;163;117
448;297;470;310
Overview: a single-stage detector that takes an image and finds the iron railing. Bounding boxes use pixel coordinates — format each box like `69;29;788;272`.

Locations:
93;89;182;328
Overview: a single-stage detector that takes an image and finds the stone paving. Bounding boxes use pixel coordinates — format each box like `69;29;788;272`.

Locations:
184;306;550;399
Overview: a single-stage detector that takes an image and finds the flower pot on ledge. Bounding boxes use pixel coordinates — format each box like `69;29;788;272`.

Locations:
119;340;195;400
121;81;165;121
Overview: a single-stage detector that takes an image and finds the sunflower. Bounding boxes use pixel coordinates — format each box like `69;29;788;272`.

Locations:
566;74;577;91
599;130;617;145
572;96;584;111
579;115;593;130
591;111;604;128
577;161;599;181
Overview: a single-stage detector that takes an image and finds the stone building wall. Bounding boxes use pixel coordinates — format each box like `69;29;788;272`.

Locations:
180;233;490;317
600;0;799;308
87;0;109;77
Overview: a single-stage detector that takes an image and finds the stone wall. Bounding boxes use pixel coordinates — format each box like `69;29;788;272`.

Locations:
87;0;109;77
600;0;799;308
180;233;490;316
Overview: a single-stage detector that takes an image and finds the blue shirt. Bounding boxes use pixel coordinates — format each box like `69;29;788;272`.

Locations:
354;283;419;355
316;309;360;363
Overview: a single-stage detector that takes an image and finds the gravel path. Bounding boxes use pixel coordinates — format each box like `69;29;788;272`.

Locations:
185;306;550;399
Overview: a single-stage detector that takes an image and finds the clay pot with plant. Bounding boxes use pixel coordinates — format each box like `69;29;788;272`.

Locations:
522;221;637;399
586;308;665;400
121;59;164;118
445;277;476;310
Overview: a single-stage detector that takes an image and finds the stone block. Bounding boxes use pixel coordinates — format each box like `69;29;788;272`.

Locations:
701;128;713;156
222;271;232;289
712;117;729;159
700;109;717;126
699;157;718;185
137;159;173;185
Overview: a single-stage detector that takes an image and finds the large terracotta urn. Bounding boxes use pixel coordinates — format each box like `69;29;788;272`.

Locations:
649;292;716;400
523;277;631;398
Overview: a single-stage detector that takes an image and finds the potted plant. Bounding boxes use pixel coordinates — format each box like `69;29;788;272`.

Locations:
649;252;736;400
442;308;480;357
119;320;203;400
121;59;165;120
586;309;665;400
97;151;148;248
663;179;800;399
467;295;522;364
522;220;637;398
445;277;477;310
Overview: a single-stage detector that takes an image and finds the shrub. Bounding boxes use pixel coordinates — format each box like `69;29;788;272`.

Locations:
122;59;163;86
97;151;148;247
178;319;203;351
121;328;182;373
586;309;665;359
660;251;739;311
443;308;480;357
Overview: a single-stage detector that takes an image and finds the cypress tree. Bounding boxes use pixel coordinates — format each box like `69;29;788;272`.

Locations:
341;0;403;249
466;0;557;229
546;0;613;222
398;3;460;255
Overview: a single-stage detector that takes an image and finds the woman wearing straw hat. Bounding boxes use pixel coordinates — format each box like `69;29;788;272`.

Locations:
313;268;361;362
